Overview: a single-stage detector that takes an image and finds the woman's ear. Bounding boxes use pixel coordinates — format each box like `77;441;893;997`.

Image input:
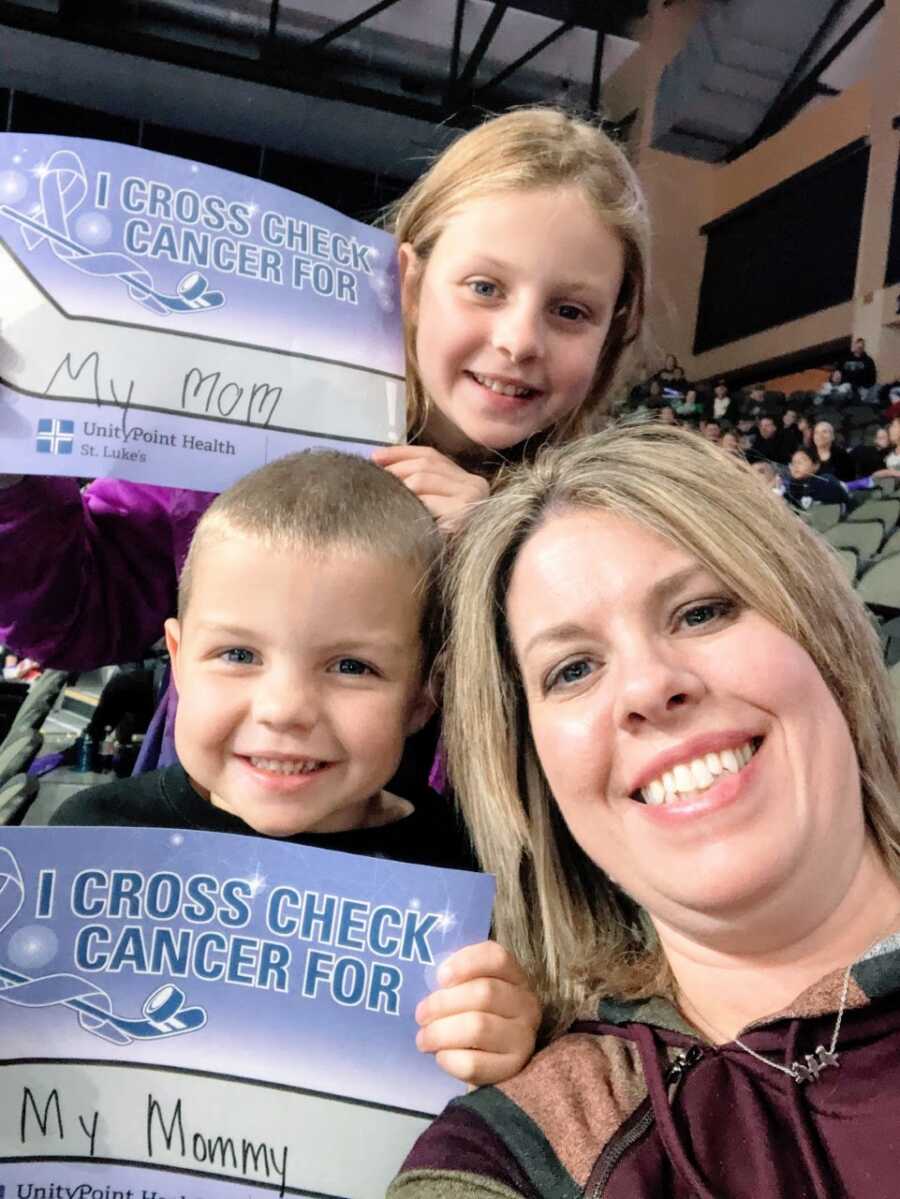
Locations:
397;243;421;320
163;617;182;693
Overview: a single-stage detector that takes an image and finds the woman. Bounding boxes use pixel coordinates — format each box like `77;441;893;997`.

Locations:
391;424;900;1198
812;419;855;481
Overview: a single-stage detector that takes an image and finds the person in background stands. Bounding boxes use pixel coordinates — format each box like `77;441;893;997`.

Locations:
842;337;877;397
751;414;795;466
812;420;855;482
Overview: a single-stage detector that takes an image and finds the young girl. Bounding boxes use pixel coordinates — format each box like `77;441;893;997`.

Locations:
372;106;647;521
0;106;648;761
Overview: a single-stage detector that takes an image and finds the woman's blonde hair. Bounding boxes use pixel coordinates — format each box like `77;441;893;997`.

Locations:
443;422;900;1032
386;107;649;444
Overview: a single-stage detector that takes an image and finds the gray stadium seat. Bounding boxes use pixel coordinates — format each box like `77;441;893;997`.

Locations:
0;773;38;824
834;547;859;583
824;520;884;559
0;730;43;785
848;498;900;532
857;554;900;612
804;503;842;532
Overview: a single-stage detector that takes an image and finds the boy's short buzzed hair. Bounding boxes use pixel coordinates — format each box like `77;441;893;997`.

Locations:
179;451;443;665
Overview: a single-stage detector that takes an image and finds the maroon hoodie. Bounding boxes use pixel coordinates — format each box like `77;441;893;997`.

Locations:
390;930;900;1198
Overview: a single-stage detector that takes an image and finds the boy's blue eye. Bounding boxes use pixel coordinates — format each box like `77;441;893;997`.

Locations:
221;647;256;665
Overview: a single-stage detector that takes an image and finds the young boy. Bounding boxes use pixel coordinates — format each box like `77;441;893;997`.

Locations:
51;450;539;1085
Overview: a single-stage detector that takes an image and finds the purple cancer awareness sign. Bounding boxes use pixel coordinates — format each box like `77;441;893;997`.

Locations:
0;136;405;492
0;827;494;1199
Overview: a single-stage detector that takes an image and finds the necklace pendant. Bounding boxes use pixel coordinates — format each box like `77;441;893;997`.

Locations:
790;1046;840;1085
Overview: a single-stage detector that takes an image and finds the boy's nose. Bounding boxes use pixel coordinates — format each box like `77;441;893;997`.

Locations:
253;672;319;729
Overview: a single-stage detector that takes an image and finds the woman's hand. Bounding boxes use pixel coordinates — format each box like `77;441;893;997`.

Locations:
415;940;542;1086
372;445;488;529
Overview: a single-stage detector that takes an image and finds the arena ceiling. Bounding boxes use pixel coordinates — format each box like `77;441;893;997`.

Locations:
0;0;885;172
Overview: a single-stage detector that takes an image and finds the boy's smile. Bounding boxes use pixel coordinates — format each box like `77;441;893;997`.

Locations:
165;532;431;838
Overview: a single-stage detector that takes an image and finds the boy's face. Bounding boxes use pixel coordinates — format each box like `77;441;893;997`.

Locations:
790;451;816;480
165;533;431;838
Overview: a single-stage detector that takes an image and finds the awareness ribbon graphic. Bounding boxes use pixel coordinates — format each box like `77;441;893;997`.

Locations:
0;150;225;316
0;846;207;1045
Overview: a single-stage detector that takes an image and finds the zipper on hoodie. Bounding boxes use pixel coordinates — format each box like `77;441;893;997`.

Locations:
588;1045;704;1198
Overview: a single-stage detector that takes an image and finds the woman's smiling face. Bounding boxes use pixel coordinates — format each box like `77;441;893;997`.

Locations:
505;509;863;931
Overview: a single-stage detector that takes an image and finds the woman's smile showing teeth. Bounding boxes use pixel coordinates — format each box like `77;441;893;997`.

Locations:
634;738;764;808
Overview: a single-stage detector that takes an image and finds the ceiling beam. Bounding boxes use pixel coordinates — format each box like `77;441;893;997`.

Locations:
306;0;408;53
496;0;644;35
456;3;508;94
736;0;883;156
476;19;573;95
589;29;605;113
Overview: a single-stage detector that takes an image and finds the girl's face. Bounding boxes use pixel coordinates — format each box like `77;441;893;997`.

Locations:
401;187;625;455
890;419;900;447
506;510;861;932
875;428;890;450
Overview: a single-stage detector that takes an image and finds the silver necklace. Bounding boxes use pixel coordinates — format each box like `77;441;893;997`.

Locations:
732;961;853;1085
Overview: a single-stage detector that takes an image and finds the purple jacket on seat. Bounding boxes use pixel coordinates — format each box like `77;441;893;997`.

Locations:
0;475;215;767
390;930;900;1198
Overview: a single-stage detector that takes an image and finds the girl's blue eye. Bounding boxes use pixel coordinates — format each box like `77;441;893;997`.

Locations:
469;280;498;298
334;658;373;676
221;647;256;665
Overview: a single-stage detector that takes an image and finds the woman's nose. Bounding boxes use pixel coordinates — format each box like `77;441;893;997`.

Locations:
611;641;706;730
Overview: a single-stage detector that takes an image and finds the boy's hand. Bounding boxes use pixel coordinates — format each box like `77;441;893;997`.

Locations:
415;940;541;1086
372;445;488;530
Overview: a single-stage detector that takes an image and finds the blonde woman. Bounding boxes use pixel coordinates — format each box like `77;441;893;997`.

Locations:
390;424;900;1199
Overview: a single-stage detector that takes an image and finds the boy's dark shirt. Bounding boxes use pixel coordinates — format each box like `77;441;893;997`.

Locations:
50;763;476;871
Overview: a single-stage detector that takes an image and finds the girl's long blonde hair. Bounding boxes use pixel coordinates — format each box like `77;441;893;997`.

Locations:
386;107;649;444
443;423;900;1032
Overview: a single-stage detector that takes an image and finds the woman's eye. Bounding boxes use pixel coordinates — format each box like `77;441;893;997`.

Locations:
468;279;498;299
332;658;374;676
547;658;594;691
680;599;734;629
221;647;256;665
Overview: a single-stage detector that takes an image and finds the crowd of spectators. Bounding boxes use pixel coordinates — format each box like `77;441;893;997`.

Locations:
628;342;900;514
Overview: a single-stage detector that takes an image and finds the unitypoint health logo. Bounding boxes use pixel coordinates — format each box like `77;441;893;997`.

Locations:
36;417;74;454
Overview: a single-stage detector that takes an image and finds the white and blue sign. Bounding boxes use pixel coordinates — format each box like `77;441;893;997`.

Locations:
0;828;494;1198
0;136;406;492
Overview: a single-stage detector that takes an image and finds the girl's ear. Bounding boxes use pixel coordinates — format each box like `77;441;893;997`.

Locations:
163;617;182;693
397;243;421;319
